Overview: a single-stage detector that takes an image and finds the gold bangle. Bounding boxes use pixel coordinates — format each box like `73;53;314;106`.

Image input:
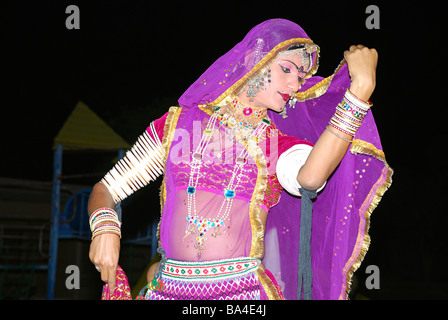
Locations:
329;118;357;136
325;126;353;143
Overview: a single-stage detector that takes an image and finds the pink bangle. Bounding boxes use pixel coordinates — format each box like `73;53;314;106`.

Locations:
93;222;120;231
346;89;373;108
89;207;117;223
328;122;355;137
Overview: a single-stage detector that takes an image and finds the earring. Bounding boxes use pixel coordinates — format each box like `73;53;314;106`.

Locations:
263;68;271;85
246;76;261;102
245;67;271;102
281;96;297;119
280;107;288;119
289;97;298;108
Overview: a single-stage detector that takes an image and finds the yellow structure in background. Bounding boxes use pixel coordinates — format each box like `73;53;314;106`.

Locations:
54;101;130;151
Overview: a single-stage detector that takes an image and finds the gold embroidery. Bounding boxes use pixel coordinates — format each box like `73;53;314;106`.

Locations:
198;38;319;110
258;265;284;300
350;139;387;163
262;174;282;208
244;119;284;300
295;59;347;102
245;138;268;260
258;265;283;300
157;106;183;247
199;105;214;115
338;139;393;299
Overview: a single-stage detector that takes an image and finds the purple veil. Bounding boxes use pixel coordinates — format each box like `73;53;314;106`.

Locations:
178;18;393;300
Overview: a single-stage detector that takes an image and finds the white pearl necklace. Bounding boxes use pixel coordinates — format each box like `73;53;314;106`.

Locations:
185;107;271;256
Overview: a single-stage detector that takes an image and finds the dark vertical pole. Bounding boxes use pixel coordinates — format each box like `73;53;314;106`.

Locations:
47;144;62;299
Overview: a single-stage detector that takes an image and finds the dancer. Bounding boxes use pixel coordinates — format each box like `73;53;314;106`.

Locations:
88;18;392;300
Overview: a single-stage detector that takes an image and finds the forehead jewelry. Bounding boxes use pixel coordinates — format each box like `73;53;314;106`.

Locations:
279;47;310;67
279;43;318;72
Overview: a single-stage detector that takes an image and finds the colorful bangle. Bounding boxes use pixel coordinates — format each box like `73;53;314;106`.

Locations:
338;101;367;120
325;126;353;143
89;207;117;224
330;117;358;134
89;207;121;235
90;215;121;231
91;229;122;240
91;223;121;240
328;122;355;136
346;89;373;109
328;90;372;138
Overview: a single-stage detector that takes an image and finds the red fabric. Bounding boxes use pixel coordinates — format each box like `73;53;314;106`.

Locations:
101;265;132;300
146;112;168;142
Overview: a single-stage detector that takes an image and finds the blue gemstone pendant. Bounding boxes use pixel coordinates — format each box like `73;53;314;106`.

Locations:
187;186;196;194
224;189;235;198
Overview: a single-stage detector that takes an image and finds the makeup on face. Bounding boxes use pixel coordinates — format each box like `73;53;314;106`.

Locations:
278;92;291;101
237;55;311;113
277;60;308;83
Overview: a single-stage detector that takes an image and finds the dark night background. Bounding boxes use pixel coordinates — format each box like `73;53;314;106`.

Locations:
1;0;447;300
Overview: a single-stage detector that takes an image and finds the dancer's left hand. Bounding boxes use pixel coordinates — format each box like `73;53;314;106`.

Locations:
344;44;378;102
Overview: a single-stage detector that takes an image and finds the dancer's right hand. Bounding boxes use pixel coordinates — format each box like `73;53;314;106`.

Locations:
89;233;121;291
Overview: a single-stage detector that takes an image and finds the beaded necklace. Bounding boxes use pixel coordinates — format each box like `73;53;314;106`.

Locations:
217;96;268;143
185;101;271;257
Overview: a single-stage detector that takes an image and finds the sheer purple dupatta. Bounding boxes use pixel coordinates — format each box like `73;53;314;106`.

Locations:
178;19;319;110
177;18;393;300
266;63;393;299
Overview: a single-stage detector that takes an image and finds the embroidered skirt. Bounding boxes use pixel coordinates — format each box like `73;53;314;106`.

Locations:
144;257;261;300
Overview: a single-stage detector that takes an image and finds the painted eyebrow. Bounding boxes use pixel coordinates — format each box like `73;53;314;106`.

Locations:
282;59;306;74
283;59;299;71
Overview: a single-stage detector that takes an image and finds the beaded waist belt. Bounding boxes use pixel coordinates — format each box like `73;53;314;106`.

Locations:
162;257;260;281
143;256;261;300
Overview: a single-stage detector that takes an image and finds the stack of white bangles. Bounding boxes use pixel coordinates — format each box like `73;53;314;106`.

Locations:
100;122;165;204
89;207;121;240
327;89;372;141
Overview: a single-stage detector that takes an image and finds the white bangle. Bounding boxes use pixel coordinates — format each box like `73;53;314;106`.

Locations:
345;89;372;110
89;207;121;232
